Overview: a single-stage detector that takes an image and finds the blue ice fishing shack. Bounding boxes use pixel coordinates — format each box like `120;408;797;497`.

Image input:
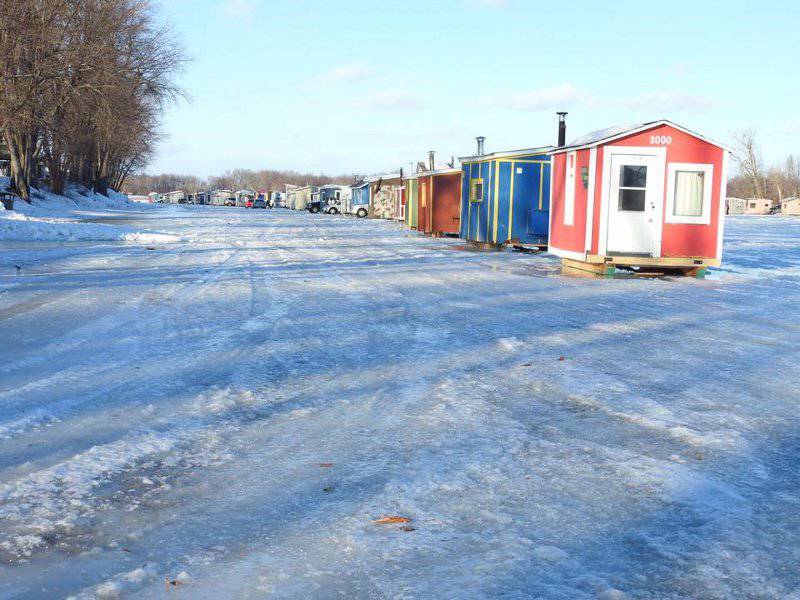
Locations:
459;137;553;247
348;181;371;218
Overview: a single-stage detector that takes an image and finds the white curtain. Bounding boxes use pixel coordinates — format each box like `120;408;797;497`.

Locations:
674;171;704;217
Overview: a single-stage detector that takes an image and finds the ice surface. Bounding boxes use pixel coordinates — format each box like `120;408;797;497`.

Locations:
0;203;799;599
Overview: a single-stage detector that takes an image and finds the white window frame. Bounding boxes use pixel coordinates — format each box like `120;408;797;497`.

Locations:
564;151;576;226
665;162;713;225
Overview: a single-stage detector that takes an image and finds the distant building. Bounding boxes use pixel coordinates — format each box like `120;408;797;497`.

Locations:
726;197;747;215
287;185;316;210
780;197;800;215
743;198;773;215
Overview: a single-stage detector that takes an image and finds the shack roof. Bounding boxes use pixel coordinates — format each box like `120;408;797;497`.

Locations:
365;173;403;183
551;120;730;154
460;146;553;163
416;166;462;177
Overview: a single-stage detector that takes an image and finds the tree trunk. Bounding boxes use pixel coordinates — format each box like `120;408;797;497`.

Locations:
3;129;32;202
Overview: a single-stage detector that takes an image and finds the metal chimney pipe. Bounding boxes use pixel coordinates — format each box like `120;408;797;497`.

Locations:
428;151;435;171
557;112;568;147
476;136;486;156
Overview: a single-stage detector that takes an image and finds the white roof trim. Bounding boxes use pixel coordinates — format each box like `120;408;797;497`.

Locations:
364;173;403;183
415;167;462;176
460;146;553;162
550;120;731;154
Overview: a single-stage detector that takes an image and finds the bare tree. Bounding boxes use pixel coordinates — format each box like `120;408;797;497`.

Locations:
0;0;185;200
731;129;766;199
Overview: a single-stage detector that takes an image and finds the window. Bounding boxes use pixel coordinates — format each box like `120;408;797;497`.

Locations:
749;201;756;209
673;171;704;217
665;163;713;224
564;152;576;225
617;165;647;212
470;179;483;203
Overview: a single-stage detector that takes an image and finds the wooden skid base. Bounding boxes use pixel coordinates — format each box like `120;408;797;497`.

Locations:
512;244;547;253
562;257;711;278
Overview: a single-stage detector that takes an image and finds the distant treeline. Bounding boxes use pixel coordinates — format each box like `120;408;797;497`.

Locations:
0;0;184;201
124;168;363;196
729;130;800;200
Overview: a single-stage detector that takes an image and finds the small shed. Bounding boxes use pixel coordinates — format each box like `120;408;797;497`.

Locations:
368;174;403;220
548;120;729;276
209;190;234;206
743;198;773;215
287;186;317;211
459;143;552;246
726;197;747;215
163;190;186;204
417;167;462;236
780;197;800;215
404;173;419;229
348;181;371;217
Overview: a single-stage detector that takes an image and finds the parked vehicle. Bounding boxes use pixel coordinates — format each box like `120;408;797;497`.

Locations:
307;185;350;214
270;191;285;208
235;190;255;208
252;197;267;209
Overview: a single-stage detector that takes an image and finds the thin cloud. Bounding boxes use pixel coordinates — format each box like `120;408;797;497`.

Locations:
621;91;714;113
783;121;800;135
489;84;581;110
221;0;255;18
487;85;713;114
317;64;370;84
354;91;425;111
467;0;508;7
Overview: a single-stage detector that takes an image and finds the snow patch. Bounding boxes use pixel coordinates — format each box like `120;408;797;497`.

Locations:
531;545;569;562
69;563;159;599
497;337;526;353
0;433;177;560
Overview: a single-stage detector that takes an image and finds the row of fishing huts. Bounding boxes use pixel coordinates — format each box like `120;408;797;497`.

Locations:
148;190;284;207
308;116;730;276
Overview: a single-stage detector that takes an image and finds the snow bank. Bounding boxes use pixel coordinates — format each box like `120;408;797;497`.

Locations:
0;179;178;243
0;211;178;243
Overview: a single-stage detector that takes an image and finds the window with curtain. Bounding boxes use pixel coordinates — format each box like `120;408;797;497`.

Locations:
673;170;705;217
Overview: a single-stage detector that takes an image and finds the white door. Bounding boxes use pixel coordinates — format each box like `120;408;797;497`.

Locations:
606;153;663;256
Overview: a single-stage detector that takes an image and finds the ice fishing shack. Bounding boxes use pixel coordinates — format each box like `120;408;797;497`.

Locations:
403;172;419;229
368;174;404;220
548;118;729;276
459;137;552;247
348;181;371;217
415;152;462;236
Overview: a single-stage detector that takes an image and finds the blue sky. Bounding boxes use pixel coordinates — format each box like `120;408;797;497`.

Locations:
152;0;799;176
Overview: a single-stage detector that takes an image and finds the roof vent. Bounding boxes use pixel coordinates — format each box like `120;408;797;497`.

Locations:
476;136;486;156
557;112;568;147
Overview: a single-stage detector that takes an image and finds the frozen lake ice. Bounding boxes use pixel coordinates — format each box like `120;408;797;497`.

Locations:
1;205;799;599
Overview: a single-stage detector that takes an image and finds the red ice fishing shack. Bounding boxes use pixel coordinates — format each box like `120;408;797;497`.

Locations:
548;120;729;276
417;151;462;237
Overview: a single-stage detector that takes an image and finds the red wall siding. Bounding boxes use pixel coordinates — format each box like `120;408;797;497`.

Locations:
551;149;592;255
431;172;462;235
596;124;724;258
418;176;431;233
